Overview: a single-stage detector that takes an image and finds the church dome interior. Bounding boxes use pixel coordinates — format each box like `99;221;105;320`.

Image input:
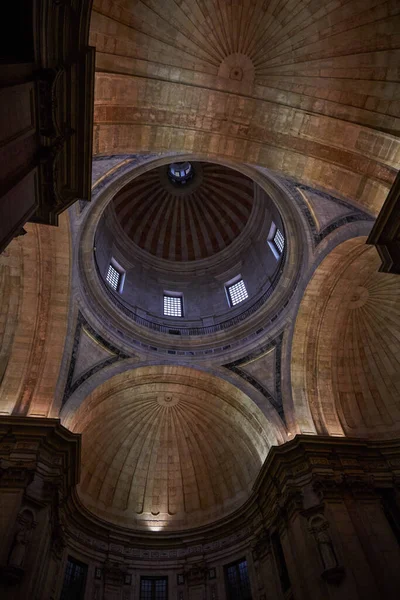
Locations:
111;162;255;262
1;1;400;600
93;160;286;337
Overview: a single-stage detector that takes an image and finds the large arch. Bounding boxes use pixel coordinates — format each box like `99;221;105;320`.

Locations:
0;213;71;417
291;237;400;438
64;364;285;531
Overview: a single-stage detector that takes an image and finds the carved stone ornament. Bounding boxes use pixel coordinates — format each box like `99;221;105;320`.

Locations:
312;475;341;501
342;473;376;498
252;531;270;561
104;560;126;587
0;461;36;490
185;561;208;586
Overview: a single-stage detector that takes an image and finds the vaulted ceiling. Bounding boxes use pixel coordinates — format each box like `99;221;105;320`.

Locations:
91;0;400;213
291;237;400;439
1;1;400;537
68;365;277;531
111;162;254;261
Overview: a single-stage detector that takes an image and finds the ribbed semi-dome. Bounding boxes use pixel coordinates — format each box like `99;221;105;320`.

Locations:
69;366;274;531
112;162;254;261
291;238;400;439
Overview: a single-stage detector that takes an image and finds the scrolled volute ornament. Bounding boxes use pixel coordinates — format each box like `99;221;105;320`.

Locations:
312;474;341;501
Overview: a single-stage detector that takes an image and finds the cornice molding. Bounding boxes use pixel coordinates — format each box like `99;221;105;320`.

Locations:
58;435;400;561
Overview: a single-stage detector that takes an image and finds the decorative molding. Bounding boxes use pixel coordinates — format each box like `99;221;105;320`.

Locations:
278;177;374;246
367;170;400;273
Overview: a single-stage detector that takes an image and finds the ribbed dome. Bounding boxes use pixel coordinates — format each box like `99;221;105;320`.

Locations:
112;163;254;261
70;366;272;531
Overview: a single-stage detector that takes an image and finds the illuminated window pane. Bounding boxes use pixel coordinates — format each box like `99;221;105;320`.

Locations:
227;279;248;307
168;162;193;184
163;295;183;317
106;264;121;291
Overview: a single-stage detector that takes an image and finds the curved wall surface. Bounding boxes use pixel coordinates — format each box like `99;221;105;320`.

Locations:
94;161;285;329
291;237;400;438
67;365;279;532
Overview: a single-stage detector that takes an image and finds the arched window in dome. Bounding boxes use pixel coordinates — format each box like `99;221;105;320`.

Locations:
168;161;193;184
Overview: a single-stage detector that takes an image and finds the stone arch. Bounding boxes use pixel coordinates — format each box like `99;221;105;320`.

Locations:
64;364;286;531
0;213;71;417
60;359;287;445
90;0;399;213
291;237;400;438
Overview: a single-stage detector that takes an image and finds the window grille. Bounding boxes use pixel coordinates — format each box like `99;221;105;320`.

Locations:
140;577;168;600
273;228;285;254
163;294;183;317
227;279;248;307
60;556;88;600
106;263;121;291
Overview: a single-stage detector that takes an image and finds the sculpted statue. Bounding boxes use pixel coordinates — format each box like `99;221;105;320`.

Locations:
315;528;338;570
8;509;35;569
308;514;338;571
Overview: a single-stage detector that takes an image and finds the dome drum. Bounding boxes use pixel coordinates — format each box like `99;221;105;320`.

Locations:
78;155;305;361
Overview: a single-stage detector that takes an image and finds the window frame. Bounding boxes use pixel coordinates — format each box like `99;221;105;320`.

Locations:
60;555;88;600
140;576;168;600
268;221;285;260
225;276;249;308
163;291;184;318
224;558;252;600
105;258;125;293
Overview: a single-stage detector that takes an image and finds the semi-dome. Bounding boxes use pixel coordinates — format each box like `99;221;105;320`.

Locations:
68;366;275;531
